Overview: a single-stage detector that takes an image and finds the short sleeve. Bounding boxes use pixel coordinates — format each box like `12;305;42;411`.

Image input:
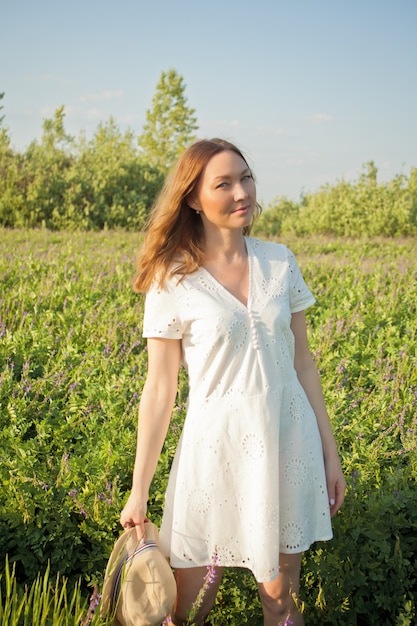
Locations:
286;247;316;313
142;281;184;338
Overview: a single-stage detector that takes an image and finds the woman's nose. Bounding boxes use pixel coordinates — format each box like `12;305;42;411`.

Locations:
234;182;249;201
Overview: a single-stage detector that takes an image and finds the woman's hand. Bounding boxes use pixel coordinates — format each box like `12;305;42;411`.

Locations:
120;493;148;540
324;453;346;517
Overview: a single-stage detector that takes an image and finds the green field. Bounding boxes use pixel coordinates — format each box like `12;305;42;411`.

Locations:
1;229;416;625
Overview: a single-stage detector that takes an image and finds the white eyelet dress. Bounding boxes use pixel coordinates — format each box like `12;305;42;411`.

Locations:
142;237;333;582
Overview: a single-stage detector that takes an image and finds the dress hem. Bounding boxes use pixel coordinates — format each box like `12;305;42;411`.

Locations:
167;533;334;583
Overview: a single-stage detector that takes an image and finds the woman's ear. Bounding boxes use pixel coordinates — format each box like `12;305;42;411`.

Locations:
187;194;200;211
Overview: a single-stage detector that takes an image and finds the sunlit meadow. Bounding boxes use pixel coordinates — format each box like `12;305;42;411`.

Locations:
1;229;416;625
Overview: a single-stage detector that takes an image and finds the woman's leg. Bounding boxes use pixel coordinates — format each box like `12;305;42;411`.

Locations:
257;553;304;626
170;566;224;626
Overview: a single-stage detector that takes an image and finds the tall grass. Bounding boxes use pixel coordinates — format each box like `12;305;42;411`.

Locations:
0;556;109;625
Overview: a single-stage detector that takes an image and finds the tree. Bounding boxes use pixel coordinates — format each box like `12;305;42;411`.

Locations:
22;106;74;227
0;92;4;126
0;92;24;228
64;117;164;230
138;68;198;172
38;104;72;152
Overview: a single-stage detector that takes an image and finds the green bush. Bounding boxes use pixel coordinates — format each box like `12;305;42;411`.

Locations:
255;162;417;238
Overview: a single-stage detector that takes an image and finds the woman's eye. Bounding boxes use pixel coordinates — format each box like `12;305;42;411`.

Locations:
242;174;252;181
216;182;228;188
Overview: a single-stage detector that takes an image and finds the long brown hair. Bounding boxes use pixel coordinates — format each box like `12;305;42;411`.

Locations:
134;138;262;292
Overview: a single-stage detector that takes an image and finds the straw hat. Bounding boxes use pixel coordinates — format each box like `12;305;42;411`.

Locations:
101;520;177;626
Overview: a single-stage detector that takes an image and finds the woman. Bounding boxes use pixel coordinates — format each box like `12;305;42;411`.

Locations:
120;138;346;625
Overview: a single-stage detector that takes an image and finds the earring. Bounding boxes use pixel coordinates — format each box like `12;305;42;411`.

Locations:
196;210;200;215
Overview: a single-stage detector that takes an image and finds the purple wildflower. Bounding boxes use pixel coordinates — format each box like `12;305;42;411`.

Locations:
204;552;219;585
80;585;102;625
88;589;102;611
185;549;218;625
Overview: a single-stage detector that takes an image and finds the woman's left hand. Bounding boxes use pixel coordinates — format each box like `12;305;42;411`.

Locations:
325;453;347;517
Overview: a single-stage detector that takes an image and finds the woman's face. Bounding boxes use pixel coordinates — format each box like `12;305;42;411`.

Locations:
190;150;256;234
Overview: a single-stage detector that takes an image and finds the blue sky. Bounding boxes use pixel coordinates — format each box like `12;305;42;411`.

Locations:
2;0;417;204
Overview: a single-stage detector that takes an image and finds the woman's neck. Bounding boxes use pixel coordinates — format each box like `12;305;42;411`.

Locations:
202;233;249;306
203;228;247;263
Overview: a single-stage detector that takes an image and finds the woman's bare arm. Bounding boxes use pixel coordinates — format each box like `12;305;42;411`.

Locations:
120;336;182;537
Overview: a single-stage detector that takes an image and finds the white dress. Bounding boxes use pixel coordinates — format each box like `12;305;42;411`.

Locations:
142;237;333;582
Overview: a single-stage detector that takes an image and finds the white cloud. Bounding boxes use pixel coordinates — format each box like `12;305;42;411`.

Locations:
63;105;106;121
199;119;241;130
199;118;286;138
286;158;305;166
83;108;106;120
308;113;334;123
28;74;71;86
36;105;106;128
285;155;320;167
39;105;57;117
76;90;124;103
119;114;141;124
285;151;321;167
36;104;140;130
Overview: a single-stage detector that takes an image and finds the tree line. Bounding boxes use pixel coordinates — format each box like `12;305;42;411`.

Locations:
1;74;416;236
0;70;197;231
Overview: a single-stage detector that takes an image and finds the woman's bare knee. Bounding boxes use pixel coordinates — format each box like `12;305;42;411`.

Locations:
257;553;304;626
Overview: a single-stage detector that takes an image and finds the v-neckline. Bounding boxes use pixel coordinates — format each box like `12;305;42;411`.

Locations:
200;238;251;310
